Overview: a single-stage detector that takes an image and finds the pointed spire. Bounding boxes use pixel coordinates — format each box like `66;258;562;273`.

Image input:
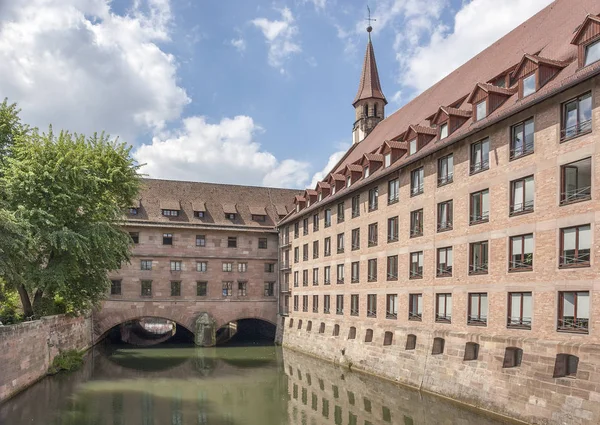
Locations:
353;29;387;106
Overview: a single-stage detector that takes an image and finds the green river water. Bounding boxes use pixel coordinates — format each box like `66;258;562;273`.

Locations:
0;344;518;425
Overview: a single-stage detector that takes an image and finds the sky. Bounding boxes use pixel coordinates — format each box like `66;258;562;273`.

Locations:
0;0;555;189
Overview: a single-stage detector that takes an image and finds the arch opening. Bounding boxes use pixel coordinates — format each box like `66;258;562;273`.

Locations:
102;316;195;346
215;318;276;346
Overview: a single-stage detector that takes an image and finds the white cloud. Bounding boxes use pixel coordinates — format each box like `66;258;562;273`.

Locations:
135;115;309;188
303;0;327;10
309;149;347;188
398;0;554;93
251;8;301;70
231;37;247;53
0;0;189;142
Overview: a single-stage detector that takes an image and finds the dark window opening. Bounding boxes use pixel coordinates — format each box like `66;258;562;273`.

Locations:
464;342;480;361
383;331;393;346
348;326;356;339
553;354;579;378
365;329;373;343
503;347;523;368
432;337;445;355
405;334;417;350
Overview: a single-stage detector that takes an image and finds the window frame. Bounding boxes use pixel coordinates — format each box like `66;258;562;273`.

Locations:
435;293;452;323
197;281;208;297
469;189;490;225
367;259;377;282
410;209;423;238
507;292;532;329
470;138;490;175
350;294;359;316
367;294;377;318
560;157;592;205
386;294;398;319
387;216;398;243
437;154;454;186
436;246;453;277
469;241;489;275
584;38;600;67
409;251;423;279
387;178;399;205
337;202;345;223
351;228;360;251
557;291;590;334
368;187;379;211
410;167;424;196
437;200;453;232
110;280;121;296
559;224;591;268
510;175;534;215
561;92;592;141
386;255;398;281
170;281;181;297
509;234;534;272
522;73;536;97
408;293;422;321
368;222;378;247
141;280;152;297
351;195;361;218
467;292;488;326
510;118;534;160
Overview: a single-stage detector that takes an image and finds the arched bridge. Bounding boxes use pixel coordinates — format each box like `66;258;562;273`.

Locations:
93;299;277;346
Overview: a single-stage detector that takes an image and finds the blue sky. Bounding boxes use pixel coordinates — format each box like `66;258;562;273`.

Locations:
0;0;553;188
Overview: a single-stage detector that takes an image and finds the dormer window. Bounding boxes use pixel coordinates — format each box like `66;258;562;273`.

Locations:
307;199;311;207
296;204;300;212
226;213;236;220
194;211;205;218
585;39;600;66
332;185;336;195
162;209;179;217
252;214;266;222
384;153;391;167
409;139;417;155
364;166;370;178
129;208;138;215
439;123;448;139
476;100;487;121
346;176;351;187
523;74;536;97
318;193;322;201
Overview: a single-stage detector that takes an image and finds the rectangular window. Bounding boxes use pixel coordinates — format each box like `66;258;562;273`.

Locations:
351;195;360;218
294;247;299;263
384;153;391;167
560;224;591;268
476;100;487;121
510;176;534;215
162;233;172;245
337;202;345;223
367;259;377;282
410;209;423;237
252;214;265;222
439;122;448;139
313;214;319;231
470;138;490;174
194;210;205;218
264;282;274;297
409;251;423;279
368;187;379;211
196;235;206;247
171;281;181;297
336;295;344;315
386;255;398;281
313;267;319;285
437;154;454;186
410;167;424;196
522;73;536;97
197;281;207;297
388;179;399;204
364;166;370;178
141;280;152;297
350;294;359;316
110;280;121;295
560;157;592;205
324;266;331;285
470;189;489;224
222;262;233;272
409;294;422;321
302;295;308;312
170;260;182;271
227;237;237;248
324;237;331;256
367;223;378;246
386;294;398;319
303;244;308;261
294;271;299;287
312;295;319;312
238;262;247;272
509;234;533;271
387;217;398;242
437;200;453;231
508;292;532;329
367;294;377;317
225;212;237;220
558;291;589;333
351;228;360;250
346;175;351;188
437;247;453;277
510;118;534;159
258;238;268;249
237;281;247;297
324;295;331;314
351;261;359;283
468;293;488;325
585;39;600;66
197;261;207;272
435;293;452;323
313;240;319;259
469;241;489;275
336;264;345;284
264;263;275;273
162;209;179;217
324;209;332;227
303;270;309;286
294;222;299;238
129;208;138;215
129;232;140;244
303;218;309;235
293;295;299;311
409;138;417;155
141;260;152;270
561;92;592;140
337;233;344;254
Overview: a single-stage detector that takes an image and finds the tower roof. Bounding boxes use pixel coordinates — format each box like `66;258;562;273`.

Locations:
353;35;387;106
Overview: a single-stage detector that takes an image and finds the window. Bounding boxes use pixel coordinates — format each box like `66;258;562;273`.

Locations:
409;138;417;155
294;222;299;238
336;264;345;284
510;176;534;215
294;247;299;263
162;233;172;245
367;294;377;317
252;214;266;222
141;280;152;297
383;331;393;346
258;238;268;249
348;326;357;339
364;166;370;178
437;154;453;186
409;251;423;279
196;235;206;247
439;122;448;139
384;153;391;167
387;217;398;242
197;281;207;296
337;202;345;223
294;295;299;311
351;195;360;218
324;295;331;313
386;255;398;281
313;240;319;259
368;187;379;211
226;213;236;220
470;189;489;224
170;260;182;271
264;263;275;273
560;224;591;268
522;73;536;97
303;218;309;235
194;211;205;218
365;329;373;343
313;213;319;231
324;237;331;256
110;280;121;295
405;334;417;350
306;320;312;332
464;342;480;361
437;200;453;231
237;281;247;297
437;247;453;277
346;175;351;188
302;295;308;312
562;92;592;140
585;38;600;66
468;293;488;325
470;138;490;174
223;262;233;272
410;167;424;196
558;291;589;333
129;207;138;215
197;261;207;272
388;179;399;204
320;323;326;333
238;262;247;272
324;209;332;227
510;118;534;159
508;292;532;329
336;295;344;315
324;266;331;285
367;223;378;246
469;241;488;274
312;267;319;285
141;260;152;270
293;271;299;287
475;100;486;121
367;259;377;282
171;281;181;296
350;294;359;316
303;244;308;261
509;234;533;271
351;261;359;283
560;157;591;205
351;228;360;250
162;209;179;217
303;270;309;286
410;209;423;237
336;233;344;254
386;294;398;319
435;293;452;323
312;295;318;312
409;294;422;321
432;337;445;355
333;324;340;336
227;237;237;248
130;232;139;244
503;347;523;368
553;354;579;378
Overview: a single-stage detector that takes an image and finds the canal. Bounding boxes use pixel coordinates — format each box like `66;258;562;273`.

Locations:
0;343;518;425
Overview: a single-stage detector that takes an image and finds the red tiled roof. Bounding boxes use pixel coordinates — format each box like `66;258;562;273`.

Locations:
364;153;384;162
275;205;288;216
249;206;266;216
330;174;345;181
571;14;600;44
383;140;408;150
353;37;387;106
466;83;516;103
305;189;318;196
345;164;363;173
294;195;306;202
317;181;331;189
408;125;437;136
160;200;180;210
223;204;237;214
443;106;472;118
191;200;206;212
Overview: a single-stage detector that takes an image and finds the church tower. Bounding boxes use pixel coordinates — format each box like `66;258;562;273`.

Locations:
352;25;387;144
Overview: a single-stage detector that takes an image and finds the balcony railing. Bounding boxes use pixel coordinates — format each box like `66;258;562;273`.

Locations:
437;266;452;277
324;278;331;285
336;308;344;315
280;263;291;270
313;307;319;313
351;276;359;283
368;202;378;212
559;252;591;268
509;258;533;272
388;195;399;205
437;221;452;232
557;317;589;333
337;278;345;284
280;284;291;292
561;119;592;141
368;238;378;247
409;312;422;321
324;249;331;257
351;243;360;251
324;307;330;314
337;247;344;254
507;316;531;329
469;263;488;275
470;159;489;175
367;309;377;318
509;200;534;216
409;268;423;279
410;226;423;238
467;315;487;326
509;140;534;160
437;173;453;187
303;254;309;261
470;211;489;225
302;306;308;312
352;209;360;218
350;308;359;316
387;234;398;243
386;311;398;320
410;184;423;196
560;186;591;205
302;280;308;287
324;220;331;228
435;314;452;323
367;274;377;282
387;272;398;281
313;253;319;259
337;214;345;224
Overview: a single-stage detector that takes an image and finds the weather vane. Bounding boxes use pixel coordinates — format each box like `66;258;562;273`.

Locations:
366;5;376;33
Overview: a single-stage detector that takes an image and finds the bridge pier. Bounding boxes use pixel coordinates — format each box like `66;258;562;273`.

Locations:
194;312;217;347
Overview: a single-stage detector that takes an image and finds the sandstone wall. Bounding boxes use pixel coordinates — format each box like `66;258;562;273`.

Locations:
0;314;92;402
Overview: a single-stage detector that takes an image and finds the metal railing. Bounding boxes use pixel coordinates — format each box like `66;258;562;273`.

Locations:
559;252;591;268
509;258;533;271
337;278;344;284
509;140;534;159
437;173;453;186
410;183;424;196
313;253;319;259
351;243;360;251
281;307;289;316
352;208;360;218
387;272;398;281
410;226;423;237
561;119;591;140
337;247;344;254
386;311;398;320
388;195;399;205
324;220;331;228
303;254;309;261
409;268;423;279
560;186;591;205
435;314;452;323
368;201;378;211
313;307;319;313
437;266;452;277
324;307;330;314
467;315;487;325
350;308;359;316
351;276;359;283
409;312;422;321
437;221;452;232
387;234;398;243
336;308;344;315
507;317;531;328
367;274;377;282
557;317;589;333
368;238;378;247
510;200;534;215
469;263;488;275
470;211;489;224
367;309;377;318
470;159;489;174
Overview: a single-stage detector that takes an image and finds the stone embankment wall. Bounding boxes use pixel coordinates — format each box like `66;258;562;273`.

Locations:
282;319;600;425
0;315;92;402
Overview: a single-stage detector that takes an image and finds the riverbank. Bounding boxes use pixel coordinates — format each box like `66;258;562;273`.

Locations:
0;315;92;402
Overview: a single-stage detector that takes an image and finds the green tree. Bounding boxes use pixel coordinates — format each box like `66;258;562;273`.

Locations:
0;126;141;317
0;98;28;173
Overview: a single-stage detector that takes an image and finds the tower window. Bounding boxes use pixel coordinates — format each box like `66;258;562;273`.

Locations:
373;103;378;117
364;104;368;117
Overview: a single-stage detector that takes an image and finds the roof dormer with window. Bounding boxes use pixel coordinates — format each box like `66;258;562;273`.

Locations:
431;106;472;140
467;83;516;121
316;181;330;201
344;164;363;188
360;152;384;178
304;189;318;207
293;195;306;213
511;54;568;99
377;140;407;168
403;125;436;155
571;14;600;68
328;173;346;194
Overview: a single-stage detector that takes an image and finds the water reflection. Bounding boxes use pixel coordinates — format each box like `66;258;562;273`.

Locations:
0;344;518;425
